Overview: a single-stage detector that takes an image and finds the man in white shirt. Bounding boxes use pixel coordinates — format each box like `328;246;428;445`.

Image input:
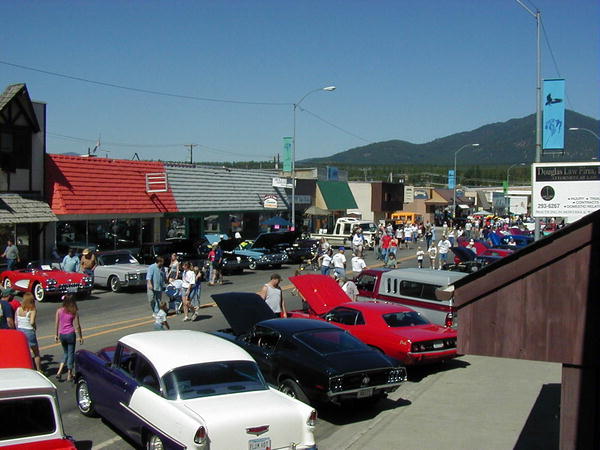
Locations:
437;236;452;269
351;229;365;257
339;276;359;301
332;247;347;279
351;253;366;276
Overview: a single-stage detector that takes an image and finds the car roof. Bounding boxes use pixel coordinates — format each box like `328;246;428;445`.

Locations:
120;330;254;377
258;317;345;334
0;368;56;394
381;268;467;285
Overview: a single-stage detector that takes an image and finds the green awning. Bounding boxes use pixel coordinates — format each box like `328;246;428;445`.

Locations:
316;181;358;211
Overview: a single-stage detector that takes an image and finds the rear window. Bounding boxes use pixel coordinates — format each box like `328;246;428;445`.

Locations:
294;329;367;355
0;396;57;440
398;280;441;301
382;311;429;327
163;361;268;400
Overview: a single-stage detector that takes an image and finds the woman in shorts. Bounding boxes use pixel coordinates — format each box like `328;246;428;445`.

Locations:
16;292;42;371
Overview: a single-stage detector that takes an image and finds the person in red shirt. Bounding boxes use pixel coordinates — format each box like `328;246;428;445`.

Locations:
381;232;392;263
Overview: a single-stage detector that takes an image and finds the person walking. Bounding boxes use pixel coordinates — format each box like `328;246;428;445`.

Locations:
257;274;286;318
425;228;433;250
153;301;170;331
167;253;180;281
189;265;203;319
416;246;425;269
437;235;451;269
351;253;366;277
332;247;347;279
15;292;41;371
388;234;399;260
318;249;333;276
351;229;365;257
61;248;80;273
1;239;19;271
339;276;359;301
181;262;196;322
55;295;83;382
427;244;437;269
146;256;165;315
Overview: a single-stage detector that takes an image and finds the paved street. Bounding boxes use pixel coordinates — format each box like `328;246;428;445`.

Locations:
29;243;561;449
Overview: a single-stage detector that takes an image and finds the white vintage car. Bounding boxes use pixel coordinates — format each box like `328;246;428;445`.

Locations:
93;250;149;292
75;330;318;450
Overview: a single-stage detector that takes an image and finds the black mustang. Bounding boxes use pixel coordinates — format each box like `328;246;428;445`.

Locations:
211;292;406;406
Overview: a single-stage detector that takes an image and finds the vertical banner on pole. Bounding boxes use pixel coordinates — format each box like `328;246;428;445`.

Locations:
448;170;455;190
542;79;565;151
282;137;292;172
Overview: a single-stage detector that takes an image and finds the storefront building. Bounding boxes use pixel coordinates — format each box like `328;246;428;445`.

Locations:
0;84;57;264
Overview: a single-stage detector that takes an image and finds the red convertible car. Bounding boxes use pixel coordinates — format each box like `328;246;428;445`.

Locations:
1;263;93;302
288;275;458;366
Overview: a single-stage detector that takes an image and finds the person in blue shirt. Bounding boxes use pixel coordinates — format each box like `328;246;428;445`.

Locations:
61;248;80;272
146;256;165;315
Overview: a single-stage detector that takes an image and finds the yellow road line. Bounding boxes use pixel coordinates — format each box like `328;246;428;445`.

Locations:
38;316;164;340
39;319;153;351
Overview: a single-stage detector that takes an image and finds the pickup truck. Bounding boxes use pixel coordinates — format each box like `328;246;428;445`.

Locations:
310;217;377;248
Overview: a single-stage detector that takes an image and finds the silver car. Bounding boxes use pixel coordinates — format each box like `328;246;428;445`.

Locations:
94;250;149;292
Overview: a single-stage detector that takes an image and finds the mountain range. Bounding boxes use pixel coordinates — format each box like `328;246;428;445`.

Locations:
301;110;599;166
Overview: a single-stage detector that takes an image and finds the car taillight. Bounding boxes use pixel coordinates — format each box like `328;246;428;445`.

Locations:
194;426;207;445
307;410;317;427
445;312;454;328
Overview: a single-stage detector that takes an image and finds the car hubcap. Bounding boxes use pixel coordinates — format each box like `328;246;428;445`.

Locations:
78;383;91;411
3;279;10;289
34;284;44;301
147;435;164;450
279;383;296;398
111;278;118;290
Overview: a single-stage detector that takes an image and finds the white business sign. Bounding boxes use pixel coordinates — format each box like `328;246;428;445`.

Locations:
532;162;600;218
508;196;528;215
272;177;292;188
404;185;414;203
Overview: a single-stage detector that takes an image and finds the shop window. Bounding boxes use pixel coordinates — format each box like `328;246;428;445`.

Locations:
57;221;87;250
203;215;219;233
165;218;186;239
0;129;32;171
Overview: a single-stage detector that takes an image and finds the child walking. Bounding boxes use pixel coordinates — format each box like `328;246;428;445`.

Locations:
154;301;170;330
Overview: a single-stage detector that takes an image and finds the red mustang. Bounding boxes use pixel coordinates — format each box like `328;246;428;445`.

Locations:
288;274;458;366
1;263;93;302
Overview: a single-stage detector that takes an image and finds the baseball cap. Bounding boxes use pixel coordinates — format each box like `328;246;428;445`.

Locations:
339;246;345;251
1;287;17;297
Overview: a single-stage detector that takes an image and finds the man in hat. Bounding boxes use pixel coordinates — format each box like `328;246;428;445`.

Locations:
332;247;347;279
80;248;97;282
0;288;15;329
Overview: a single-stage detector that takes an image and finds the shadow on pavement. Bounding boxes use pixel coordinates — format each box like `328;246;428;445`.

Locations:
318;396;412;426
407;358;471;382
74;440;93;450
191;314;212;322
514;383;560;450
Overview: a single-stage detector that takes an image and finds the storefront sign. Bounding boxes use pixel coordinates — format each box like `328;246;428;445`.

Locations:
448;170;455;190
272;177;292;188
404;186;414;203
507;196;528;215
532;163;600;218
263;194;278;209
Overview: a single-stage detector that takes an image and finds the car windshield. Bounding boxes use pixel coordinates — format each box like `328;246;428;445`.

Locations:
294;329;368;355
99;253;139;265
162;361;268;400
382;311;430;327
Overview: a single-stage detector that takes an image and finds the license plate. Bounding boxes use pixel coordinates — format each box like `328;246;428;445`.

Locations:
357;388;373;399
249;437;271;450
66;286;78;293
433;342;444;349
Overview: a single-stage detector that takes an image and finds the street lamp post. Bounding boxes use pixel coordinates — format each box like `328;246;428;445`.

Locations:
291;86;336;229
506;162;527;188
453;143;479;220
569;127;600;159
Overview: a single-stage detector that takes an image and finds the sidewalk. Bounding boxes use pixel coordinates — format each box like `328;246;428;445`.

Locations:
319;355;561;450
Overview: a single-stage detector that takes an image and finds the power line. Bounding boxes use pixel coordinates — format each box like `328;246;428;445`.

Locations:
299;106;372;143
0;60;291;106
539;18;574;110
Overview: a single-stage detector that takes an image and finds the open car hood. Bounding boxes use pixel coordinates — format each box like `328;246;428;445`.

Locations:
217;238;242;252
289;274;349;315
252;231;299;249
211;292;276;336
450;246;477;262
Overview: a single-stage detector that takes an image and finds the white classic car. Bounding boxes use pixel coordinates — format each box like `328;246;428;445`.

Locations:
74;330;318;450
93;250;149;292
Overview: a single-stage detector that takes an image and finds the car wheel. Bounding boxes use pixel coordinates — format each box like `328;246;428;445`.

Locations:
76;378;97;417
248;260;257;270
278;378;310;405
146;433;165;450
3;278;11;289
108;276;121;293
33;283;45;302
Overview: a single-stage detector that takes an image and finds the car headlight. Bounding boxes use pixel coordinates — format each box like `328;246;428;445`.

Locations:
46;278;57;285
329;376;344;392
83;276;92;284
127;273;137;280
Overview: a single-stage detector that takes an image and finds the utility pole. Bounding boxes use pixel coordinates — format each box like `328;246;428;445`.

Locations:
185;144;198;164
360;167;371;181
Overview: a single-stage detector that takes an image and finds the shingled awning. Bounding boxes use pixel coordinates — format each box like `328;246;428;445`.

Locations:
0;194;57;224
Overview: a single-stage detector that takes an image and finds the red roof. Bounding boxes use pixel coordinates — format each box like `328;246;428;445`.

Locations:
46;154;178;215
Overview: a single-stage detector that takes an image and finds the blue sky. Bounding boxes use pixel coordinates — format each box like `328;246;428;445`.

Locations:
1;0;598;162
